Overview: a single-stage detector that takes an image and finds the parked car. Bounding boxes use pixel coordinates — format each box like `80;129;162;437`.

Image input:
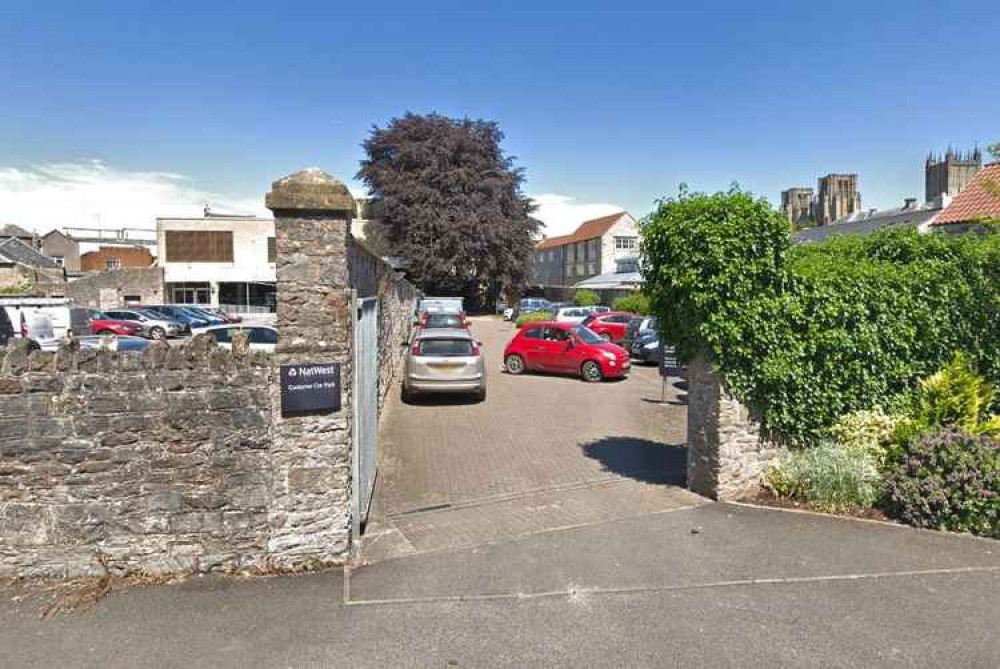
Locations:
630;329;663;365
402;328;486;402
580;311;635;343
511;298;551;321
103;308;186;340
0;307;13;346
502;307;514;321
202;325;278;352
503;321;630;382
553;306;593;324
417;297;464;319
623;316;658;352
181;306;228;327
203;307;242;323
140;305;212;330
85;309;142;337
419;311;469;330
1;297;75;349
591;306;611;314
77;335;151;352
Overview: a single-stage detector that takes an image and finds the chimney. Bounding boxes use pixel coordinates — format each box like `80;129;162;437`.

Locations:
903;198;917;210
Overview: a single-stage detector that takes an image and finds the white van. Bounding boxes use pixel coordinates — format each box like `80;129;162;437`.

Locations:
0;297;83;350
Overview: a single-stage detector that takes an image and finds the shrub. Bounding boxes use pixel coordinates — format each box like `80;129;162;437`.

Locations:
911;352;1000;436
884;429;1000;538
515;310;550;328
641;184;1000;445
611;293;651;315
830;410;898;467
574;289;600;307
764;443;883;512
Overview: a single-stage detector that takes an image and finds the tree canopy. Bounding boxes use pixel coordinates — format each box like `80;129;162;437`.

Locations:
357;113;538;307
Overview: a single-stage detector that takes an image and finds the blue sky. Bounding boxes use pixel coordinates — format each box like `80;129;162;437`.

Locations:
1;0;997;235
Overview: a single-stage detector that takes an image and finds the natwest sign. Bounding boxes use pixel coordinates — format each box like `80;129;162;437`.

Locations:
280;362;341;416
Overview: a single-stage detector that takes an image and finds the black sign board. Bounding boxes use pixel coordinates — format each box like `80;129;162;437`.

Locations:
280;363;341;416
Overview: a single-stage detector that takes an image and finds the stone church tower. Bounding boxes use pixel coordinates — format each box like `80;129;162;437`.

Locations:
925;148;982;202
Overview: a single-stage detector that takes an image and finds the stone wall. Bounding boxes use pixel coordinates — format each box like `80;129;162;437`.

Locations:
686;352;783;501
0;337;275;578
36;267;164;308
348;238;418;413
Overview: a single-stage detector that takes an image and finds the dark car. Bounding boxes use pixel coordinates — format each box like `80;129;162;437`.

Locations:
0;308;13;346
630;329;663;365
141;305;211;329
420;312;469;330
623;316;658;352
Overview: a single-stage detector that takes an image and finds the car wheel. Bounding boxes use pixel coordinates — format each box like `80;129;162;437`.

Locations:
599;333;612;342
581;360;604;383
149;327;166;340
505;354;526;375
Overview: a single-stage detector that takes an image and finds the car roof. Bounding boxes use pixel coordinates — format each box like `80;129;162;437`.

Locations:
415;327;472;340
519;321;568;329
202;324;275;331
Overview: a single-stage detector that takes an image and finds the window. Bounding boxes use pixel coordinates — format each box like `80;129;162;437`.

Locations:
211;328;234;343
248;327;278;345
542;326;570;342
614;236;638;251
123;295;141;304
417;339;474;357
549;250;555;261
106;256;122;270
565;245;575;262
523;326;543;340
576;263;585;276
267;237;277;263
588;239;599;259
164;230;234;263
52;256;65;267
587;262;597;275
617;258;638;273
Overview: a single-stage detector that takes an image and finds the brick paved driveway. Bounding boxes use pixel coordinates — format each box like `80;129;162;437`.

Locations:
365;316;703;560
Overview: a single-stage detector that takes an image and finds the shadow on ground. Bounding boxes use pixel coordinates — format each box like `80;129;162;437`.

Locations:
581;436;686;486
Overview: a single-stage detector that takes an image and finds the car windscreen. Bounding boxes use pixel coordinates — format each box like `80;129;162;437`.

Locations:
424;314;463;328
417;338;474;357
572;326;604;345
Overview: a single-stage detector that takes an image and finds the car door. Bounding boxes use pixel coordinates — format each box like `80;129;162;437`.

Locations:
544;326;580;373
518;325;549;370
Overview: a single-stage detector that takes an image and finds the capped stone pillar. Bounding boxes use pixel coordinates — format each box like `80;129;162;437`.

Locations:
265;168;357;565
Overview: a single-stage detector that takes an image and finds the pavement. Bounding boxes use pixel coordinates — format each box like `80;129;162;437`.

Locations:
2;503;997;667
3;316;999;666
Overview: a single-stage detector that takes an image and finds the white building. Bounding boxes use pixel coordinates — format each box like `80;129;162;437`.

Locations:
532;212;640;287
156;214;276;314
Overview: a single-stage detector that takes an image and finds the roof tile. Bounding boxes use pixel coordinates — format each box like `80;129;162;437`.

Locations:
534;212;626;250
933;163;1000;225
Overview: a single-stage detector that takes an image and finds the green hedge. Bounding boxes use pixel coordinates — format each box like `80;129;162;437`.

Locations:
574;289;600;306
642;187;1000;445
611;293;651;315
515;310;551;328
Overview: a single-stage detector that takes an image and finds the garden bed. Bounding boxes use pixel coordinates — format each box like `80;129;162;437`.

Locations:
742;486;891;523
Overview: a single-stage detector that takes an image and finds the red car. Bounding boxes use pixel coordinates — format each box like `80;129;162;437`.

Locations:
503;321;630;382
581;311;635;342
87;311;140;337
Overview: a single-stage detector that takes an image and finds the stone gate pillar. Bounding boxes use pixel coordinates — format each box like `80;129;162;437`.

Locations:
265;168;357;565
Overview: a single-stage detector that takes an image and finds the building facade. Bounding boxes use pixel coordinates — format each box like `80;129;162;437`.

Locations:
815;173;861;226
780;188;814;226
156;214;276;313
80;244;154;272
925;148;982;202
40;230;81;273
532;212;639;287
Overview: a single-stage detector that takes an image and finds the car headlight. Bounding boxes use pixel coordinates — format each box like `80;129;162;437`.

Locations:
601;350;616;360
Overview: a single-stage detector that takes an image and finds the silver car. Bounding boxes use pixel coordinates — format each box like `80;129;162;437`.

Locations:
103;308;187;340
402;328;486;402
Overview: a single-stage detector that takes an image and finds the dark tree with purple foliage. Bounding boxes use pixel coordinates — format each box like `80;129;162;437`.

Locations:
357;113;538;309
